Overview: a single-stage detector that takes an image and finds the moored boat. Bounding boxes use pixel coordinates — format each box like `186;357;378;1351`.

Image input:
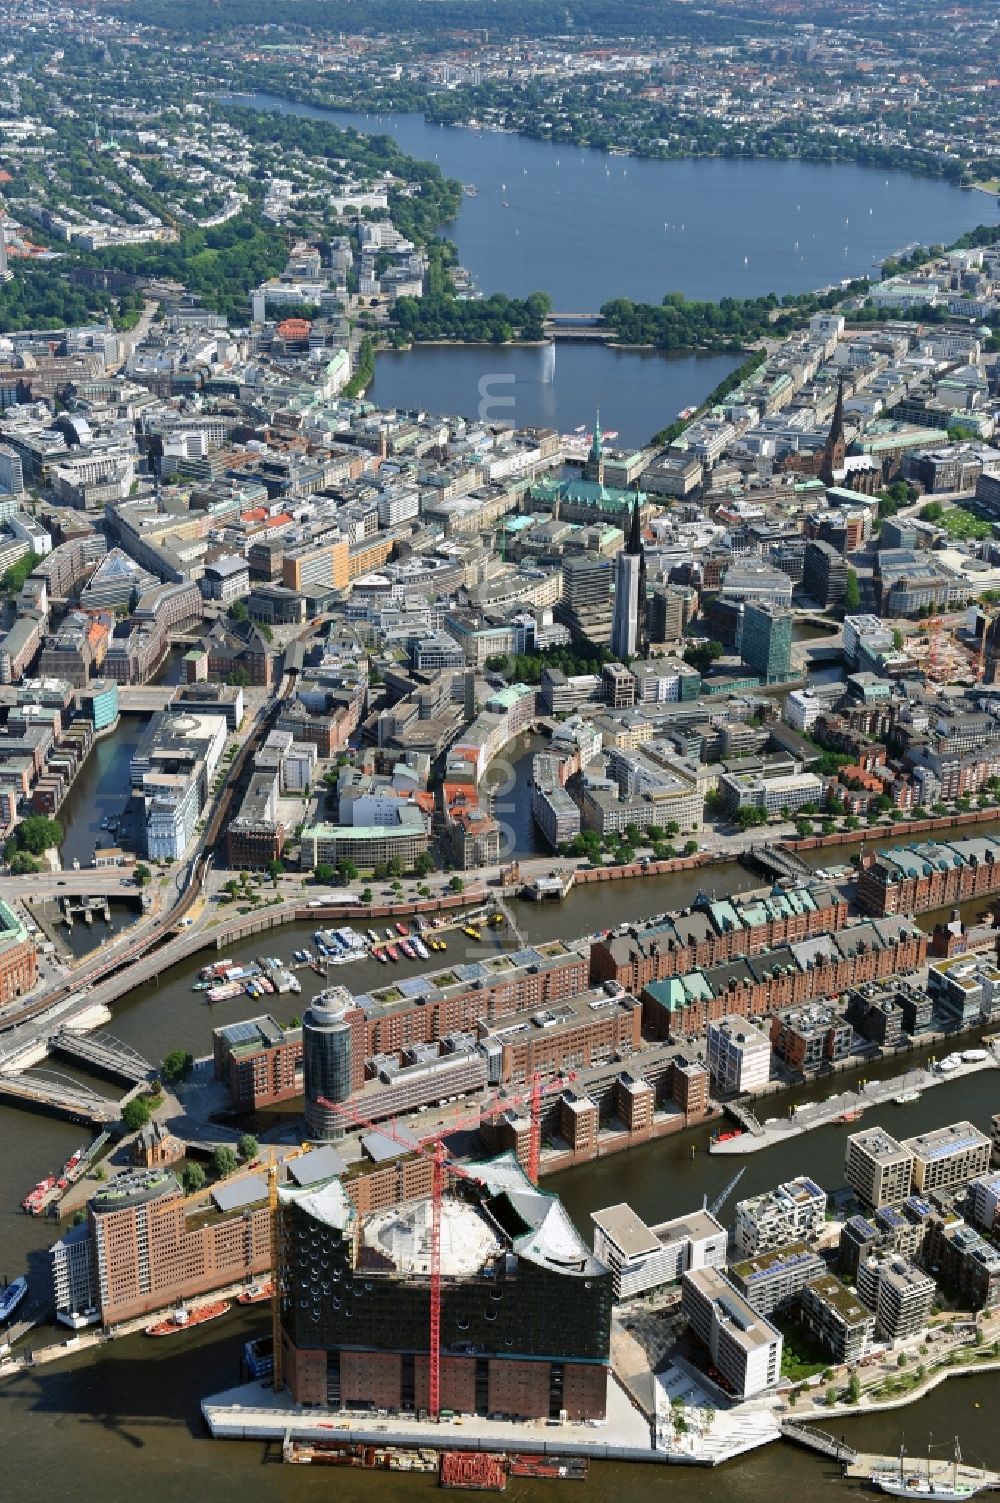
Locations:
21;1176;56;1214
871;1443;982;1501
145;1299;230;1336
237;1281;273;1305
207;980;244;1002
0;1276;28;1323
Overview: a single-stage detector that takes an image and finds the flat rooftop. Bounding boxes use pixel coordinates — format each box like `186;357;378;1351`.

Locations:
902;1120;990;1162
685;1266;781;1353
651;1208;725;1246
848;1128;912;1163
592;1203;661;1260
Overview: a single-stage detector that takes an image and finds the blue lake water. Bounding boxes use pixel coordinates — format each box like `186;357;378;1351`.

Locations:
227;92;996;306
367;341;742;449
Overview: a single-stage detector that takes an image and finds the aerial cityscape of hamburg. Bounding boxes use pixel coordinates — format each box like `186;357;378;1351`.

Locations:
2;0;1000;1498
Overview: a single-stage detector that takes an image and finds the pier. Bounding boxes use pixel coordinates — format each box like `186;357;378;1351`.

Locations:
843;1452;1000;1491
710;1051;1000;1155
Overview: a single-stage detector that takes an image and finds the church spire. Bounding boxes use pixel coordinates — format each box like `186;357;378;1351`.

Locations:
590;408;603;463
820;377;846;486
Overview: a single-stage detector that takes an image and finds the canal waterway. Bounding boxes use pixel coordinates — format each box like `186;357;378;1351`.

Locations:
55;716;145;873
225;93;996;307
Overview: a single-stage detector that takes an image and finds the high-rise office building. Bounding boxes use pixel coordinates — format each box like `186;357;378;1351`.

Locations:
610;495;646;661
739;602;792;684
803;539;848;611
559;555;613;643
302;987;365;1140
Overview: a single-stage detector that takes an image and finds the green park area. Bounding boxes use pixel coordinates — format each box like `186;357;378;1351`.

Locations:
937;506;995;541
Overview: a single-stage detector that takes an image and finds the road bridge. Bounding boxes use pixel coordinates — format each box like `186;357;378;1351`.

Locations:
545;327;611;341
741;843;811;882
116;686;175;713
0;872;143;903
51;1029;153;1086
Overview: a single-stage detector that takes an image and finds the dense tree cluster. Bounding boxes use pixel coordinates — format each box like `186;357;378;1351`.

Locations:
390;289;551;344
0;266;142;333
601;279;873;352
94;0;764;45
344;336;375;398
85;213;287;325
485;639;610;684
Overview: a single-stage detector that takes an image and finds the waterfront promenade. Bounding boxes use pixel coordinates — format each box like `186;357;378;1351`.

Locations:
711;1049;1000;1155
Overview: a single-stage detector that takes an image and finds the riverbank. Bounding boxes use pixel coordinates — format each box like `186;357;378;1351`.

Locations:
202;1372;655;1461
787;801;1000;856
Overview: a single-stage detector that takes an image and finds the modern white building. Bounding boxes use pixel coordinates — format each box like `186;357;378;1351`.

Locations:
592;1203;727;1301
377;487;420;527
48;1221;99;1328
9;511;52;556
843;613;894;670
145;776;200;861
681;1265;783;1398
283;741;317;792
705;1015;772;1095
967;1171;1000;1234
719;768;825;817
734;1176;828;1257
783;688;823;733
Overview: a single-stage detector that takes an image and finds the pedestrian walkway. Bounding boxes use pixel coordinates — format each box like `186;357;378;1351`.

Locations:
653;1361;780;1462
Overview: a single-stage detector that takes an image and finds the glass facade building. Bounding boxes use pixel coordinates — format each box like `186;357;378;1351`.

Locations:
302;988;356;1140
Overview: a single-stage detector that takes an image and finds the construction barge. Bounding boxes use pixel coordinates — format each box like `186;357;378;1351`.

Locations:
282;1438;589;1487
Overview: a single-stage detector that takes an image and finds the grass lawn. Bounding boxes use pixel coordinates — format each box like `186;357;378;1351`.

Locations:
776;1317;829;1382
939;506;994;541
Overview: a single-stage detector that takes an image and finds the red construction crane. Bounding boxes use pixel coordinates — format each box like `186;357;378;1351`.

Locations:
315;1071;572;1419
